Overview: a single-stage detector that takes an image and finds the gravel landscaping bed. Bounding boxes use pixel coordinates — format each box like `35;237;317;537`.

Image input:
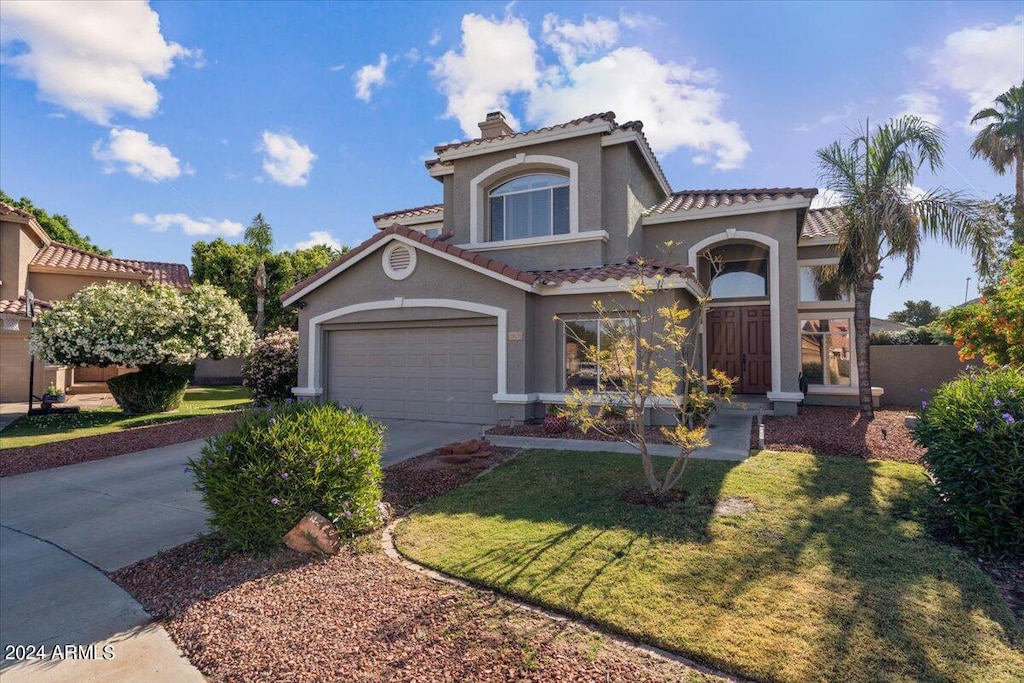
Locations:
750;405;926;463
487;423;672;444
0;412;241;477
112;444;724;683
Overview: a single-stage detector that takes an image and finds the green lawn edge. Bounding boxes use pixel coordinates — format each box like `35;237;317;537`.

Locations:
0;386;251;449
394;449;1023;683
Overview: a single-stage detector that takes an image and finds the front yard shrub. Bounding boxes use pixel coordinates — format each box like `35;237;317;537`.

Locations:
913;365;1024;558
190;401;385;550
869;324;952;345
242;327;298;404
107;367;189;413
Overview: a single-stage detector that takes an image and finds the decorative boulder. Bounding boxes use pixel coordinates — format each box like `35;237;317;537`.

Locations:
283;511;342;555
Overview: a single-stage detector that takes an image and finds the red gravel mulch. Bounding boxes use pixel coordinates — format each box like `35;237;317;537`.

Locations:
486;423;672;444
0;412;241;478
112;442;724;683
751;406;926;463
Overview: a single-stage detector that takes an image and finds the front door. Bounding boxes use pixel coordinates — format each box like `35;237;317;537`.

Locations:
707;305;772;394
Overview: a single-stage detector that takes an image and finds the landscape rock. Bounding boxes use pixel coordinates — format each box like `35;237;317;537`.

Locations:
283;511;342;555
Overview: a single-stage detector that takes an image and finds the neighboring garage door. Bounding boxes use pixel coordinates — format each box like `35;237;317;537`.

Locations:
325;324;498;424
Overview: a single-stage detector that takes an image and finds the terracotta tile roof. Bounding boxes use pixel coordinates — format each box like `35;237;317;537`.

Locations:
281;224;539;303
431;112;618;156
115;260;192;290
531;256;695;285
0;201;36;222
0;296;52;317
372;203;443;223
30;242;152;277
647;188;818;215
801;207;845;239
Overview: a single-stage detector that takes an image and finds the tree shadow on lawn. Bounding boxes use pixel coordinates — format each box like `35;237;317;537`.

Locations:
401;449;1023;683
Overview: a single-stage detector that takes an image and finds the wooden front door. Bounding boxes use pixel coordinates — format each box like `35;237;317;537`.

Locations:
707;305;772;394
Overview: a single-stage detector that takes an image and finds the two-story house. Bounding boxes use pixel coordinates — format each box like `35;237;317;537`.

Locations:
0;202;192;403
283;111;865;424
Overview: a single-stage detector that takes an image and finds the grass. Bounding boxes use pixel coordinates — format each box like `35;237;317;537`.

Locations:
395;449;1024;683
0;385;251;449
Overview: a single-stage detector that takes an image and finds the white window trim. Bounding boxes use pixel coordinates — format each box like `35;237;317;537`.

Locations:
459;230;607;252
382;242;417;280
797;257;852;305
292;297;510;399
489;176;570;242
798;313;858;390
469;154;579;244
561;317;637;393
689;230;786;398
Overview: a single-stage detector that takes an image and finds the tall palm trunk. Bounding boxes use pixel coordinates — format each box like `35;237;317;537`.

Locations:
1015;140;1024;241
853;276;874;417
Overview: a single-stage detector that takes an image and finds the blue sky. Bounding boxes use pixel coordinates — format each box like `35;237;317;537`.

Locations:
0;1;1020;316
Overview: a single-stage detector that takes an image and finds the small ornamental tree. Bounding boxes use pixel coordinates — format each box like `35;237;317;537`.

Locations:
943;243;1024;367
30;282;254;413
243;327;299;404
558;256;734;498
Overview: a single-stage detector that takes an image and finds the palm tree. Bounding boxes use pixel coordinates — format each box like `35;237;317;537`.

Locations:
970;82;1024;241
244;214;273;337
817;116;998;417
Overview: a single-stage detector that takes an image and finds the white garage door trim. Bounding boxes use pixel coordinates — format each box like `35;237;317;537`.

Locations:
295;297;510;401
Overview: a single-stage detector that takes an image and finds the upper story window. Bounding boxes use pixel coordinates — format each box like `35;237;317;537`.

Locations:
488;173;570;241
710;260;768;299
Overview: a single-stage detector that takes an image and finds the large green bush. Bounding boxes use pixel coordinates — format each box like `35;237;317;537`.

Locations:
912;365;1024;558
108;367;189;414
189;402;385;550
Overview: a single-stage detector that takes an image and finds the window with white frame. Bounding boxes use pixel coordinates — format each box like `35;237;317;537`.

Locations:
563;318;636;392
710;259;768;299
800;317;852;386
489;173;570;241
800;265;849;302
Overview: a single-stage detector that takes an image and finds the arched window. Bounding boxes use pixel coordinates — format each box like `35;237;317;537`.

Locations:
488;173;570;241
710;260;768;298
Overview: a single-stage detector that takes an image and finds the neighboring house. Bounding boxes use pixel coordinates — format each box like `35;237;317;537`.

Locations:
0;202;191;403
283;111;867;424
869;317;914;334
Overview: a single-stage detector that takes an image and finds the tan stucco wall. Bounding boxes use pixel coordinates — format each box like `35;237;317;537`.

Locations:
28;271;144;302
870;345;971;407
0;332;69;403
295;243;530;401
0;220;46;302
472;240;605;271
643;210;803;393
797;243;840;261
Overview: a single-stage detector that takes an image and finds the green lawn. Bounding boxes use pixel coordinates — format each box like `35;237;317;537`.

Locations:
0;385;251;449
395;450;1023;683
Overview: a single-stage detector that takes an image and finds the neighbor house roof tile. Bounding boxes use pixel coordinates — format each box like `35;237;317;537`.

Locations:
647;188;818;215
801;207;845;239
30;242;152;277
431;112;618;156
531;256;695;285
372;203;444;223
0;202;37;222
0;296;52;317
281;224;539;302
115;260;193;290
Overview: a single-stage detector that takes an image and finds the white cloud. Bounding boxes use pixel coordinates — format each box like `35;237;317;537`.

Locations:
429;29;442;47
131;212;243;237
432;14;539;135
617;9;661;32
259;131;316;187
541;14;618;67
91;127;189;182
431;12;750;170
328;63;346;72
0;1;198;124
895;91;943;126
353;53;389;102
293;230;343;252
928;17;1023;124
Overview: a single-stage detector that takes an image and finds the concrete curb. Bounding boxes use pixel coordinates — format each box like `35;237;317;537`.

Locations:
381;516;750;683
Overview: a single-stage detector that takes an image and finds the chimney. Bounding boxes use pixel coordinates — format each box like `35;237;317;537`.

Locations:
478;111;515;139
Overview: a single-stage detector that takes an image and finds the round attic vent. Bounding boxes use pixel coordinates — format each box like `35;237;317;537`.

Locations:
382;242;416;280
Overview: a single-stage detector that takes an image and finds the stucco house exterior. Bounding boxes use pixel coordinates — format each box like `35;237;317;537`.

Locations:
0;202;192;403
283;111;867;424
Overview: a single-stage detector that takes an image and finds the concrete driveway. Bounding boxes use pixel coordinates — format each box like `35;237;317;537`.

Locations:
0;418;479;681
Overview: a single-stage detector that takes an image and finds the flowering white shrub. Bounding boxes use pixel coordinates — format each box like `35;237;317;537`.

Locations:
30;282;254;368
242;327;298;404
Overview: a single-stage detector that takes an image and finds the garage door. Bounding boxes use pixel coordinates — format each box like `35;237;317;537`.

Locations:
325;324;498;424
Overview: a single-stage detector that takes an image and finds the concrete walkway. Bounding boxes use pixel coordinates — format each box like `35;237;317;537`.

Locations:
379;418;482;466
487;412;754;461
